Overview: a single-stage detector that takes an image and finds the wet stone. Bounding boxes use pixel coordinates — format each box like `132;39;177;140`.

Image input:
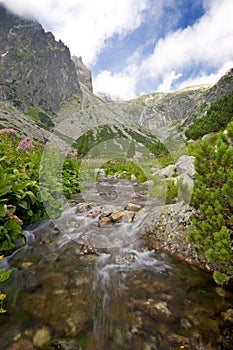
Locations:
86;207;101;218
75;244;97;256
22;289;92;337
76;202;97;213
132;298;177;322
167;333;198;349
41;272;69;290
126;203;142;212
98;216;112;227
124;210;135;223
221;308;233;323
22;269;42;293
33;327;51;348
110;210;125;223
7;338;34;350
52;339;81;350
21;262;34;269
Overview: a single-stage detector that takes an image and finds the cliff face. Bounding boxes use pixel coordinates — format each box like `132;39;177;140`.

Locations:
0;4;80;112
1;3;233;144
117;68;233;140
72;56;93;92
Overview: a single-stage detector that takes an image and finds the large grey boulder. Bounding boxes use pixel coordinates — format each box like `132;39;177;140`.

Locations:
175;155;195;189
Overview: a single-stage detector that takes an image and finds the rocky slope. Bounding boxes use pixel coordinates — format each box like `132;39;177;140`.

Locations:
0;4;80;112
117;68;233;140
1;3;233;146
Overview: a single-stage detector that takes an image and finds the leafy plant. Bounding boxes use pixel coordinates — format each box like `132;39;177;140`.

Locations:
0;131;83;253
0;255;11;314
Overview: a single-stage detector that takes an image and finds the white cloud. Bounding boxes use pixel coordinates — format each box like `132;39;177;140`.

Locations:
93;69;137;101
157;71;182;92
85;0;233;98
140;0;233;80
1;0;149;66
2;0;233;99
178;61;233;90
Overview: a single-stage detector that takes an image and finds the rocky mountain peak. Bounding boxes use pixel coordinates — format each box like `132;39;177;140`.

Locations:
0;3;80;112
72;55;93;92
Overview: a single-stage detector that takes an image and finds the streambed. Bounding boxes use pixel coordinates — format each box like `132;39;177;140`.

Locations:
0;180;233;350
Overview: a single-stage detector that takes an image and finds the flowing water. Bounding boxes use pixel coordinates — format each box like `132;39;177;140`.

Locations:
1;182;233;350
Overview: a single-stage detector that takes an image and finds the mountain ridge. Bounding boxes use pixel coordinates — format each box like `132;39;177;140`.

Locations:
1;3;233;145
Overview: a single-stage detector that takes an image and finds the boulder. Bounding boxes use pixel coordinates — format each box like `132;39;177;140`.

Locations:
175;155;195;175
98;216;112;227
152;164;175;178
202;133;211;140
86;207;101;218
131;174;137;182
126;203;142;212
110;210;125;223
124;211;135;223
175;155;195;189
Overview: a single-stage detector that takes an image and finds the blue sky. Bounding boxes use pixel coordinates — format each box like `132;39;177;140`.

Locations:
2;0;233;100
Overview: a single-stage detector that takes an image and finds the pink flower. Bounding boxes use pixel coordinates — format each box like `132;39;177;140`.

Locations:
16;137;33;151
0;128;16;135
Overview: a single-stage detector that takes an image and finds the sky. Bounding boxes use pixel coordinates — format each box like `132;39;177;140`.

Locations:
2;0;233;100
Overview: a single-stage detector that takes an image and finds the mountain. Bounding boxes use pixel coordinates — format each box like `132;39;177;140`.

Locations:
0;4;80;112
72;55;93;92
1;3;233;147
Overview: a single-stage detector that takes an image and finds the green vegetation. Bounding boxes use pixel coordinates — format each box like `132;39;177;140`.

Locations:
26;109;55;130
75;124;168;158
101;158;147;183
185;92;233;140
188;121;233;285
0;257;11;313
0;129;81;254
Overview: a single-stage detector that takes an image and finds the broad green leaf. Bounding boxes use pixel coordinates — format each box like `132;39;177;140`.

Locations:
0;269;11;282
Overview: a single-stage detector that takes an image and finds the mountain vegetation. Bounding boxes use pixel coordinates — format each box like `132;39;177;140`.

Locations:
0;129;81;252
0;3;233;287
188;121;233;285
185;91;233;139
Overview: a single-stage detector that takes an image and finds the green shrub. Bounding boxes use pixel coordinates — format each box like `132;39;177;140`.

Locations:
101;158;147;182
185;92;233;139
188;121;233;285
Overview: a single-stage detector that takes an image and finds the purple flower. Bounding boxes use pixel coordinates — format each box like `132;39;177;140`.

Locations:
0;128;16;135
16;137;33;151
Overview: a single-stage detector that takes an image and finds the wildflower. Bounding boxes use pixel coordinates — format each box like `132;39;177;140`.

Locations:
16;137;33;151
0;294;7;314
0;128;16;135
43;137;48;144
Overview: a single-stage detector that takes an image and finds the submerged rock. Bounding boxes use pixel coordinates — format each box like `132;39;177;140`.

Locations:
221;308;233;323
22;289;92;337
7;338;34;350
132;298;177;322
52;339;81;350
33;327;51;348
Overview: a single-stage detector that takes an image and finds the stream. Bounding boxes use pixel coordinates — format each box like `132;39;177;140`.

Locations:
1;180;233;350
